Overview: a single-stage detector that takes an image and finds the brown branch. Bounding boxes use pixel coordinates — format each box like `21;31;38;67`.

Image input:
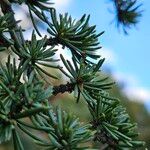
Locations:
53;82;76;95
94;130;118;149
45;37;60;46
91;120;118;149
25;37;59;47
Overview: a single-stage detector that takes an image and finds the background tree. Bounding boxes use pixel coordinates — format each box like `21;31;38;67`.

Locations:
111;0;142;34
0;0;146;150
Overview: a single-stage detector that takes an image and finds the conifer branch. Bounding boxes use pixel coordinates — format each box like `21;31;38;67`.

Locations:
0;1;146;149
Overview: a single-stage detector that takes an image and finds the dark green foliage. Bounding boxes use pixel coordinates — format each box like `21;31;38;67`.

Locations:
0;58;23;112
28;107;92;149
45;9;103;61
0;13;14;51
89;95;145;149
112;0;142;34
0;123;14;144
0;0;145;149
0;59;52;147
8;0;53;36
11;31;59;79
0;13;13;33
60;55;114;103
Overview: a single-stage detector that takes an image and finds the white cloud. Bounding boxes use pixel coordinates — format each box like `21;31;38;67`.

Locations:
13;5;32;29
99;47;118;65
54;45;73;79
113;72;139;87
113;72;150;103
55;45;71;60
123;87;150;103
54;0;71;10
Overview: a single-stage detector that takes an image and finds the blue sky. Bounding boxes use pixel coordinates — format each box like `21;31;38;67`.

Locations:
54;0;150;110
